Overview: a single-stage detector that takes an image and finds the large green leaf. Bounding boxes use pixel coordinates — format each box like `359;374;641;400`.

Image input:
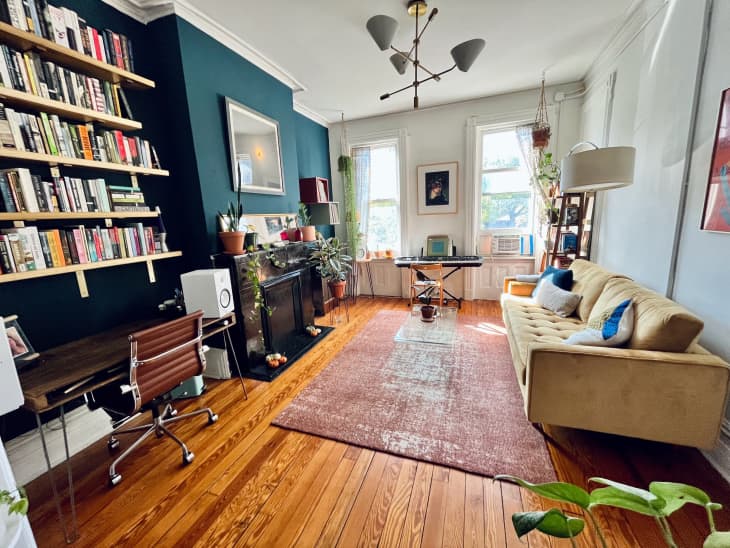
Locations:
496;475;590;508
649;482;719;516
703;531;730;547
589;486;665;516
512;509;585;538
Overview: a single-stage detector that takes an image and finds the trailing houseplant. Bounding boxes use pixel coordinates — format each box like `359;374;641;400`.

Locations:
310;234;352;299
496;474;730;547
0;488;28;543
217;183;245;254
297;202;316;242
339;154;361;263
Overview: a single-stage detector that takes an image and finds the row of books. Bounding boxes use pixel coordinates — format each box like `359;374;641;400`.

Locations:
0;105;159;167
0;168;150;213
0;44;133;119
0;222;161;273
0;1;136;73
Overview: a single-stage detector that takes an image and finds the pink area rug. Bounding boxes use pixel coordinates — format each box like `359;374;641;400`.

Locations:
273;310;556;482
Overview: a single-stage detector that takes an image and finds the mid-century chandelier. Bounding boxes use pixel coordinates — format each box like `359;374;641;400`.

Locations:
366;0;485;109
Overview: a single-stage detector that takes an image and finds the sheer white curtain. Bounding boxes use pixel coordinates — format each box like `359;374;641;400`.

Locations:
352;146;371;241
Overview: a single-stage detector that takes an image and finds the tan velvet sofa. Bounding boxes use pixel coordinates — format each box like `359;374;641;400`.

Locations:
501;259;730;449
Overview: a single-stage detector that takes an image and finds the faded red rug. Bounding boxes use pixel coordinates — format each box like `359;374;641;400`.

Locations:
273;311;556;482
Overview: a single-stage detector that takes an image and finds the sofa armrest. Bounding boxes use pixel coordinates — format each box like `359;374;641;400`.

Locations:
502;276;537;296
524;343;730;448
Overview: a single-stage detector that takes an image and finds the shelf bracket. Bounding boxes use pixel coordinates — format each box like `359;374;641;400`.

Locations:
146;260;156;283
50;166;60;178
75;271;89;298
12;220;24;228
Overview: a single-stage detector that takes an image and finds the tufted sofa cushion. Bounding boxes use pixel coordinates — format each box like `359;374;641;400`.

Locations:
569;259;627;321
501;296;584;384
590;278;704;352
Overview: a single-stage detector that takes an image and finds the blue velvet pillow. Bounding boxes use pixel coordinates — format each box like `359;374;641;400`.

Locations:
532;265;574;297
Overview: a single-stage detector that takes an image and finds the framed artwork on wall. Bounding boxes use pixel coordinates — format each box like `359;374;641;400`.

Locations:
242;213;297;244
417;162;458;215
701;87;730;233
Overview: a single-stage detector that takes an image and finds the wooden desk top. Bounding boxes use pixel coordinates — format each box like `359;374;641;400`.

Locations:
19;312;237;413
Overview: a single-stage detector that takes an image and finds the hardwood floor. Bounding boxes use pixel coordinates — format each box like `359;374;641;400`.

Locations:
25;297;730;547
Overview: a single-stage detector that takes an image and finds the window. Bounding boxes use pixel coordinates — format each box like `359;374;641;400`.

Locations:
479;129;533;232
352;141;402;254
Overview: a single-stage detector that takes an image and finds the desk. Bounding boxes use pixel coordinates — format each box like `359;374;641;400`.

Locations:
19;312;243;543
393;255;484;307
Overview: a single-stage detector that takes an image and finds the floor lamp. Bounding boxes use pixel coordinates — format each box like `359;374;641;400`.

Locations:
559;142;636;261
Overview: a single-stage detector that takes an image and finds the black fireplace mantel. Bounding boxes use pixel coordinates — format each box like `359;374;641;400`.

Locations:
215;242;331;381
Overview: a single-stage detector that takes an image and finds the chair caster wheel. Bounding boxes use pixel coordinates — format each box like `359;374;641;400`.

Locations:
183;452;194;465
108;438;120;451
169;408;178;417
109;473;122;486
208;414;218;425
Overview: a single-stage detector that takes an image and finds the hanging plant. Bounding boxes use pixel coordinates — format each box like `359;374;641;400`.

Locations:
338;114;361;259
532;76;551;150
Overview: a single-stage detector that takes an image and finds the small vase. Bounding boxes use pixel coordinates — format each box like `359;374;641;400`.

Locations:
159;232;169;253
328;280;346;299
219;231;245;255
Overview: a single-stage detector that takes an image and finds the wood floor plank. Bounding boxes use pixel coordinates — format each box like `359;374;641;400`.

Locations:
443;469;466;548
316;449;375;548
398;462;434;548
21;298;730;548
464;474;485;548
335;452;390;547
421;466;450;548
500;481;526;548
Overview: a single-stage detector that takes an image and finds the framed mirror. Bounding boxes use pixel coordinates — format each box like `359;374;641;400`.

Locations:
225;97;285;195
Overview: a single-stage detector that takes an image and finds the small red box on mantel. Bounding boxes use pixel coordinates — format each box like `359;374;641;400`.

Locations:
299;177;329;203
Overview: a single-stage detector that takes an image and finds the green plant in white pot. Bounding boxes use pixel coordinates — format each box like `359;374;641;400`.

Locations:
310;234;352;299
0;488;28;547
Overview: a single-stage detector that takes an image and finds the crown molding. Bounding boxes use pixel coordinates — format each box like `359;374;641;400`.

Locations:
584;0;668;87
101;0;308;94
293;102;330;128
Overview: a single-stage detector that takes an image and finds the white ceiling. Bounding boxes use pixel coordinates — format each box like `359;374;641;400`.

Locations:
179;0;636;123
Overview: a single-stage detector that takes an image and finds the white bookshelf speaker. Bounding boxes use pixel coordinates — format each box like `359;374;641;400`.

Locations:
180;269;234;318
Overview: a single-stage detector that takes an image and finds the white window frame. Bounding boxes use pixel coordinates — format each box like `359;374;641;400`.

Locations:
347;129;408;256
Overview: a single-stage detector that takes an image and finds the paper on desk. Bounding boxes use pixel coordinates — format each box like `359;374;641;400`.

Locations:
0;319;23;415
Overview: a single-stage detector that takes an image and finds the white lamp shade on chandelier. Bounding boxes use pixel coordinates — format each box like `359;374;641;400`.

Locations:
560;144;636;193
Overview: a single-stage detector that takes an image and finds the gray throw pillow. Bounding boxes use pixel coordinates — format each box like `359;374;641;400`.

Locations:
535;280;582;318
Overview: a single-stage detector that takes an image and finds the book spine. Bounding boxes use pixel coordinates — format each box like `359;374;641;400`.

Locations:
23;226;46;269
38;230;54;266
16;168;39;212
0;172;16;212
51;229;65;266
64;230;78;264
72;228;88;263
0;236;13;273
4;233;26;271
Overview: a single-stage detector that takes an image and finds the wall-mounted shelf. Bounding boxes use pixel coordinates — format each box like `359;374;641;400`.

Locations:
0;86;142;131
0;148;169;176
0;21;155;89
0;211;159;221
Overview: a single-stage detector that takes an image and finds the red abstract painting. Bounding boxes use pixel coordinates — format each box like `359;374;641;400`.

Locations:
702;88;730;232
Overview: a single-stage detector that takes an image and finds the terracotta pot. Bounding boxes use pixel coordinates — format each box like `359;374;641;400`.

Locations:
286;228;298;242
420;305;436;321
328;280;346;299
532;126;551;149
300;226;316;242
219;231;245;254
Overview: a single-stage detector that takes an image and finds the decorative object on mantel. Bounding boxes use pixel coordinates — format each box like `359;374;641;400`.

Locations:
532;75;551;150
297;202;316;241
366;0;485;108
310;234;353;299
701;87;730;233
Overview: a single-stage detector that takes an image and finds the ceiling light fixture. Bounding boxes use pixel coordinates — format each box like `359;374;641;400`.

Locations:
366;0;485;109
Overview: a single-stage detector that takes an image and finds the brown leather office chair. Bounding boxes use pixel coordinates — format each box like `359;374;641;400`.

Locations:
409;263;444;307
91;311;218;486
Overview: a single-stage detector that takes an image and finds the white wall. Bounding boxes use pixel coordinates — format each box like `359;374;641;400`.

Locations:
328;85;582;296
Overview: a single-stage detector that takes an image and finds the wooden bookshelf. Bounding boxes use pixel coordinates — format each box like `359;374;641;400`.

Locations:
0;148;169;176
0;211;159;221
0;87;142;131
0;251;182;283
0;21;155;89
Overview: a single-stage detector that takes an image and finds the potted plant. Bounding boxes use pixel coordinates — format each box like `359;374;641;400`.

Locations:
0;488;28;547
418;291;437;322
310;234;352;299
217;185;245;254
285;216;298;242
298;202;316;242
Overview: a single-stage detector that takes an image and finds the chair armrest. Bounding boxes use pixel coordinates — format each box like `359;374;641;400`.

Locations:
502;276;537;296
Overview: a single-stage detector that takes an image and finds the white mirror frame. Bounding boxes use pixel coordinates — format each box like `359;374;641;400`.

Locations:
225;97;285;195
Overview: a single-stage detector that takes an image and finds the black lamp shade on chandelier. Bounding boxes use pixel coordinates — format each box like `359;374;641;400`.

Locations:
366;1;485;108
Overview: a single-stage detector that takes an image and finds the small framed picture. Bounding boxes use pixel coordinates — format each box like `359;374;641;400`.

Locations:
561;232;578;253
3;316;38;369
417;162;458;215
564;205;580;225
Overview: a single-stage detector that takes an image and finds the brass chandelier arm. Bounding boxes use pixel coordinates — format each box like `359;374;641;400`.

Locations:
390;46;442;81
379;64;456;101
405;7;438;59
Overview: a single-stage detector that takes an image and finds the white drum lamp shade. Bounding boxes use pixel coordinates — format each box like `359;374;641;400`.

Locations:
560;145;636;193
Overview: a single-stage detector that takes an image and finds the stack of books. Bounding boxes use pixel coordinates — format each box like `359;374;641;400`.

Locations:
0;45;133;118
0;104;158;167
0;1;136;72
0;222;161;273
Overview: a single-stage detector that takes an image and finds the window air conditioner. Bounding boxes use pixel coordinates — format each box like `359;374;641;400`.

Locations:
491;234;522;255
